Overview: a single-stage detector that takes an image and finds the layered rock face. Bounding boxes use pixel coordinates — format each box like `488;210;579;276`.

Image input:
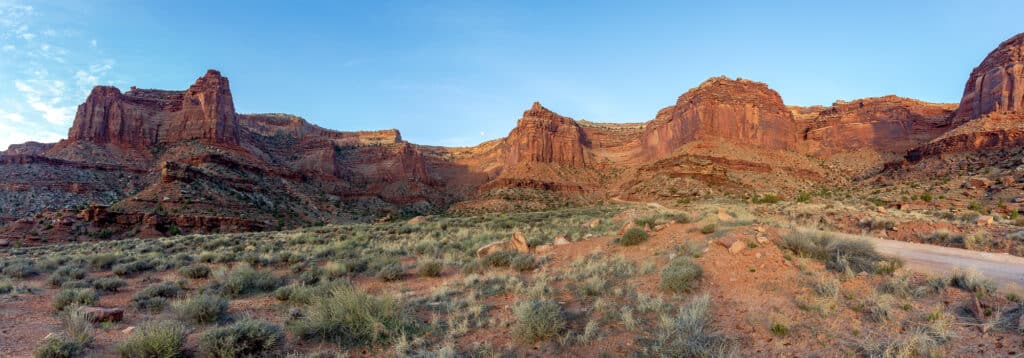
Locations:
65;70;239;147
503;102;590;167
641;77;797;159
953;33;1024;123
798;96;955;156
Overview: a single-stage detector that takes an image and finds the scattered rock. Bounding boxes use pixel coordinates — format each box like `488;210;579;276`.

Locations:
877;206;887;213
717;236;740;248
585;218;601;229
728;241;746;254
407;216;427;224
553;236;571;246
654;224;668;231
43;333;56;340
510;229;529;253
77;306;124;323
122;326;135;334
476;241;512;258
1000;176;1016;185
619;221;636;235
717;209;734;222
0;239;8;247
756;236;770;245
976;215;995;226
535;244;554;254
966;177;993;189
755;252;762;259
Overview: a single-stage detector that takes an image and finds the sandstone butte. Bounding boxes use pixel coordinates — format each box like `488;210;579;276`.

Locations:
3;32;1024;243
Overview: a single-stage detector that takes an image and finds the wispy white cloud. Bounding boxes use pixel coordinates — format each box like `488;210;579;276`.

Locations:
0;1;119;146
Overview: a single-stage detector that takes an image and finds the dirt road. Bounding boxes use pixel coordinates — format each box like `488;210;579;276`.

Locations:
865;236;1024;288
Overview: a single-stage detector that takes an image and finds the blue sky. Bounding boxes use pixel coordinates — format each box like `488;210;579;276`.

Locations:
0;1;1020;150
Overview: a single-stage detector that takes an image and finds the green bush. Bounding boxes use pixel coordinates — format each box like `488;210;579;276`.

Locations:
648;295;735;357
481;251;515;268
132;282;182;312
112;260;154;277
116;320;187;358
34;335;84;358
618;227;649;246
511;255;537;272
174;294;229;324
660;258;703;294
2;260;38;278
49;266;87;288
782;230;897;274
199;319;284;358
92;277;127;293
510;298;566;343
53;288;98;312
417;260;443;277
376;262;404;281
60;308;94;347
949;268;997;296
289;285;417;347
178;264;211;279
87;254;119;271
223;265;283;296
700;224;717;235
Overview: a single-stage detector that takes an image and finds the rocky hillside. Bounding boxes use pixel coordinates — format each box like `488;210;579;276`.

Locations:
4;33;1024;243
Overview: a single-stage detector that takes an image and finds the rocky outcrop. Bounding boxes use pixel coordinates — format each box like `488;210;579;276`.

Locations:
64;70;239;148
503;102;590;167
954;33;1024;123
641;77;797;159
1;141;54;156
797;96;955;156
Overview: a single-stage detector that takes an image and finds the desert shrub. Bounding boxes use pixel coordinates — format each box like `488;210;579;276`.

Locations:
700;224;717;235
753;194;781;204
174;294;229;324
922;230;964;246
0;278;12;294
112;260;154;277
178;264;211;279
618;227;649;246
299;268;324;285
770;323;789;336
87;254;119;271
949;267;997;296
91;277;127;292
53;288;98;312
289;285;417;347
132;281;182;312
634;217;658;228
861;294;894;322
481;251;515;268
376;262;404;281
198;319;284;357
510;298;566;343
223;265;282;296
782;230;896;275
34;335;84;358
964;231;992;250
511;255;537;272
4;259;38;278
116;320;187;358
60;308;94;347
647;294;735;357
810;274;839;298
417;260;443;277
49;266;87;288
660;257;703;294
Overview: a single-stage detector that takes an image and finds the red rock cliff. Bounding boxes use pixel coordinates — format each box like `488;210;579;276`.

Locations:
503;102;590;167
953;33;1024;123
65;69;239;147
641;77;797;159
798;96;955;156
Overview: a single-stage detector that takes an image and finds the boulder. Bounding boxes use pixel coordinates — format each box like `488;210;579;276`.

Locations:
976;215;995;226
717;236;740;248
967;177;993;189
728;241;746;254
510;229;529;253
122;326;136;334
716;209;734;222
77;306;124;323
0;239;9;247
585;218;601;229
407;216;427;224
476;241;513;258
553;235;571;246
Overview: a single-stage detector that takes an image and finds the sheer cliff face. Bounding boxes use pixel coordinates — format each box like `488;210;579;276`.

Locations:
502;102;590;168
797;96;956;156
954;33;1024;123
640;77;797;159
66;70;239;147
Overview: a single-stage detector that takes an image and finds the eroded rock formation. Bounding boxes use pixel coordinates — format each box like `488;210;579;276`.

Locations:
954;33;1024;123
